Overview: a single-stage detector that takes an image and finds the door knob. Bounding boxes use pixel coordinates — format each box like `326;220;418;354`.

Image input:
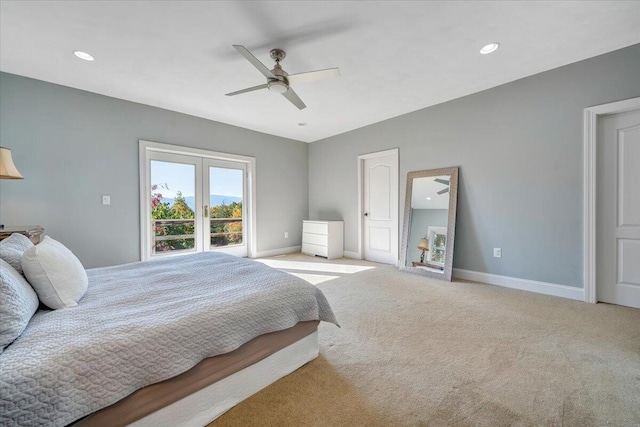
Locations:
364;212;369;216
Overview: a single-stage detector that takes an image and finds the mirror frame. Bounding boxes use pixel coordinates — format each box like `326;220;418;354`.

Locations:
399;167;459;281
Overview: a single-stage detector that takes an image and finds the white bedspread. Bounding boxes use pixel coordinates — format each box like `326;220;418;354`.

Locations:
0;252;337;427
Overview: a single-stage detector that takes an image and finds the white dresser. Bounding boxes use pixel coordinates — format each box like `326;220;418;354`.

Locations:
302;220;344;259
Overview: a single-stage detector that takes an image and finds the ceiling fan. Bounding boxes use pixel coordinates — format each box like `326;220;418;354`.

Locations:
225;45;340;110
434;178;450;195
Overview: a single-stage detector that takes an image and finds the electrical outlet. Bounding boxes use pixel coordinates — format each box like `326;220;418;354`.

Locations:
493;248;502;258
102;195;111;205
284;232;289;239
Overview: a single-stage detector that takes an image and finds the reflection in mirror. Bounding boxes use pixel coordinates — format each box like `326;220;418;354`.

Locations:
400;168;458;281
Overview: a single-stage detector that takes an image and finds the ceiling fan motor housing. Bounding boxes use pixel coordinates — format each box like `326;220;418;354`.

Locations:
268;61;289;93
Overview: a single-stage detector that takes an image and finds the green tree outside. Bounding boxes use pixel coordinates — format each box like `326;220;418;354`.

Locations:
210;201;243;247
151;185;243;252
151;186;195;252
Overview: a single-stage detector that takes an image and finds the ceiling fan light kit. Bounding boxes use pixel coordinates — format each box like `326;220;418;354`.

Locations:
226;45;340;110
267;80;288;94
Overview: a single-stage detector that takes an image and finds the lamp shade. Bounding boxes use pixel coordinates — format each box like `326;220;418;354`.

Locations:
0;147;24;179
417;238;429;250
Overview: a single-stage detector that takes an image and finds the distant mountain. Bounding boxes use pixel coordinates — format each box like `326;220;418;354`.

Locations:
161;195;242;211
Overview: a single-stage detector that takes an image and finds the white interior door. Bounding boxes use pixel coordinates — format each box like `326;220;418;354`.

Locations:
203;159;247;257
597;109;640;309
362;151;399;265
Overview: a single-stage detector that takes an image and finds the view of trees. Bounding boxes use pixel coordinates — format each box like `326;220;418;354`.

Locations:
431;233;446;263
151;184;243;253
210;202;243;247
151;184;195;252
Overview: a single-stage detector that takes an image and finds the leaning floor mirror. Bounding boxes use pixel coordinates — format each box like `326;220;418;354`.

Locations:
399;167;459;281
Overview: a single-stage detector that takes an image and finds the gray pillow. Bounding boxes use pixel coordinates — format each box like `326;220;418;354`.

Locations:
0;233;34;275
0;259;39;353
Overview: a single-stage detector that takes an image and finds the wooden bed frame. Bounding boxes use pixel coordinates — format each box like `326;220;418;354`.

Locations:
72;322;319;427
132;331;318;426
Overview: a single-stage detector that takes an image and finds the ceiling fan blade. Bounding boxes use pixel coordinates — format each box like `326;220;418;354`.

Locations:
225;84;268;97
437;188;450;195
282;88;306;110
287;68;340;85
434;178;450;185
233;45;275;79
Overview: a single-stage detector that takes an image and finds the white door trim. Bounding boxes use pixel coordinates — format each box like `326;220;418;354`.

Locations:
139;140;257;261
583;97;640;303
357;148;399;263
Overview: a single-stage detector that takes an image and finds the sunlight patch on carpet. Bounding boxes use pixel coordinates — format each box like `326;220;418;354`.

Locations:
286;272;341;285
256;259;375;274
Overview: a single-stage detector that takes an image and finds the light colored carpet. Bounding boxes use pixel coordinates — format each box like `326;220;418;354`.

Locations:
211;254;640;426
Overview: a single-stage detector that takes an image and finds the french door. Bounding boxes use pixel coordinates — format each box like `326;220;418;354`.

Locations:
203;159;247;257
140;141;254;260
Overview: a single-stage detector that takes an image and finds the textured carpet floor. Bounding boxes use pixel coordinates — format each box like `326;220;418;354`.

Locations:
211;254;640;426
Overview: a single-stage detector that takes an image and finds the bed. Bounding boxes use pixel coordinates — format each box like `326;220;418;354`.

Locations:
0;251;338;427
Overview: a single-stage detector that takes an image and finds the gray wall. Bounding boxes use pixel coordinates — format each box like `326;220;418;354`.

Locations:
309;44;640;288
407;209;449;266
0;73;308;268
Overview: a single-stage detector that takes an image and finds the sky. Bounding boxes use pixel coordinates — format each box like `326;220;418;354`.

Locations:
151;160;243;198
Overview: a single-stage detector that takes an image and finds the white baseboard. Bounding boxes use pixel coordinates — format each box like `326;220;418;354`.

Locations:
343;251;361;259
452;268;585;301
254;246;301;258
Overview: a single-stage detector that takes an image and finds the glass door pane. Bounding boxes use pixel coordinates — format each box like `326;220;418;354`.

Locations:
205;160;246;256
150;159;198;255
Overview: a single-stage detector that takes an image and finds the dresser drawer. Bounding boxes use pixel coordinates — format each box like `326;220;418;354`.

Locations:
302;242;328;258
302;221;328;235
302;232;328;246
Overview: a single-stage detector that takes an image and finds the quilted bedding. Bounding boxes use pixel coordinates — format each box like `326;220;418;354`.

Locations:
0;252;338;427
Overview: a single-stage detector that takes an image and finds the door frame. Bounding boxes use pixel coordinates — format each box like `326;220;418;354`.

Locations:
139;140;257;261
356;148;399;264
583;97;640;303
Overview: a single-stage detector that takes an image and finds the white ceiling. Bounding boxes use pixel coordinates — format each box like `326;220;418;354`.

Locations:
411;175;450;209
1;1;638;143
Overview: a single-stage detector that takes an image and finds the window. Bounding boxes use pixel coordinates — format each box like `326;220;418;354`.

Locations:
426;226;447;265
140;141;256;261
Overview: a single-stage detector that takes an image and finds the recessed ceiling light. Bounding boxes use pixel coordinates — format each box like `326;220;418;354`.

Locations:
73;50;94;61
426;197;432;200
298;122;307;127
480;43;500;55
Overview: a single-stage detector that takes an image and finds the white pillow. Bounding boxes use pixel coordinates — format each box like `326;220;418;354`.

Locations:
21;236;88;309
0;233;34;275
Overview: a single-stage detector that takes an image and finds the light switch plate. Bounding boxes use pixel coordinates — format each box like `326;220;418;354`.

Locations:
493;248;502;258
284;232;289;239
102;195;111;205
